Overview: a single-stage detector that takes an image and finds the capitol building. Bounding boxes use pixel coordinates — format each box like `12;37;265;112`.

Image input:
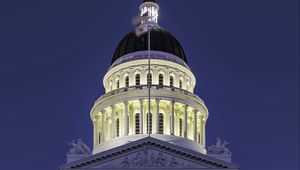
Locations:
60;0;239;169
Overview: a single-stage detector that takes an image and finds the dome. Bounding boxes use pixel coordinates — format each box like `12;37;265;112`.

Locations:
143;0;156;3
112;27;187;64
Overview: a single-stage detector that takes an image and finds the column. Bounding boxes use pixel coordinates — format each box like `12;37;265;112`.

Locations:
202;120;206;148
155;98;160;134
139;99;144;134
200;115;204;146
123;101;128;136
93;119;97;146
193;110;197;141
184;104;188;138
101;110;105;142
129;104;133;135
170;100;175;135
111;106;115;138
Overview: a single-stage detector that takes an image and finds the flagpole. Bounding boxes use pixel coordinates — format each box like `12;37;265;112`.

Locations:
147;24;151;137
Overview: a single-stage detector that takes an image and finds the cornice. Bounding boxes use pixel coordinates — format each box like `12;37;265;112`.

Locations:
60;137;239;169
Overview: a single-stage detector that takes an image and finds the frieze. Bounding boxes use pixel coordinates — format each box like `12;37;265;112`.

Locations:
99;147;200;169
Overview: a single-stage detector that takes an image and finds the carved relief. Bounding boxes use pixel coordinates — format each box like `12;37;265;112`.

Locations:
99;147;202;169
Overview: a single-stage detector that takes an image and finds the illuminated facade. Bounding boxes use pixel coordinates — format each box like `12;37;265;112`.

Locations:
61;0;239;169
91;0;207;155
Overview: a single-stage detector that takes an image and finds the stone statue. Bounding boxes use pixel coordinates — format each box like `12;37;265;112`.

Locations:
66;139;91;156
169;157;179;168
121;157;130;168
207;138;231;155
216;138;222;147
156;152;166;167
132;152;143;167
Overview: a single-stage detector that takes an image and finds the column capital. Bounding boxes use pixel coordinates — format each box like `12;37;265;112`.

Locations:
200;114;205;120
110;105;117;111
139;98;144;104
123;101;128;106
171;99;175;104
95;114;101;120
155;98;160;103
184;104;188;111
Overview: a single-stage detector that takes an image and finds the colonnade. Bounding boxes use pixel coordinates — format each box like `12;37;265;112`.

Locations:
105;64;195;93
93;98;206;148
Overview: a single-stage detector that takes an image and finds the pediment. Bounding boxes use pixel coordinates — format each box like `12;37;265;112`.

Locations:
60;137;238;170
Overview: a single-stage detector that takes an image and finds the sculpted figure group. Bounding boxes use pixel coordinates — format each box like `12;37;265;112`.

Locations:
66;139;91;156
207;138;231;155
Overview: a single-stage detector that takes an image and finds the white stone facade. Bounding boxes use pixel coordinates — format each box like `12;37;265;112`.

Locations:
90;50;209;155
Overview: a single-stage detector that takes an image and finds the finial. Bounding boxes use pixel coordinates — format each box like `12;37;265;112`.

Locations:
140;0;159;24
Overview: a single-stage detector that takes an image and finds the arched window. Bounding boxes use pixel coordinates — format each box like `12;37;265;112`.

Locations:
116;80;120;89
179;80;183;89
170;76;174;87
116;118;120;137
147;73;152;85
125;76;129;87
158;113;164;134
135;74;140;86
147;112;152;134
179;118;183;137
159;74;164;85
135;113;140;134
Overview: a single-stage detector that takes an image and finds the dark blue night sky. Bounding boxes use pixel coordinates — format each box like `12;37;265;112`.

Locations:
0;0;298;169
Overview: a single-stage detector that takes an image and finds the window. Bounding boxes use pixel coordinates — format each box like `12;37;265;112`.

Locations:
135;74;140;86
135;113;140;134
159;74;163;85
98;133;101;144
116;80;120;89
158;113;164;134
116;118;120;137
170;76;174;87
125;76;129;87
147;112;152;134
179;118;183;137
147;73;152;85
179;80;183;89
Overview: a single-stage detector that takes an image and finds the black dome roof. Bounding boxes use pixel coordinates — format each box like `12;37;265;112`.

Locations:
143;0;156;3
112;27;187;64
